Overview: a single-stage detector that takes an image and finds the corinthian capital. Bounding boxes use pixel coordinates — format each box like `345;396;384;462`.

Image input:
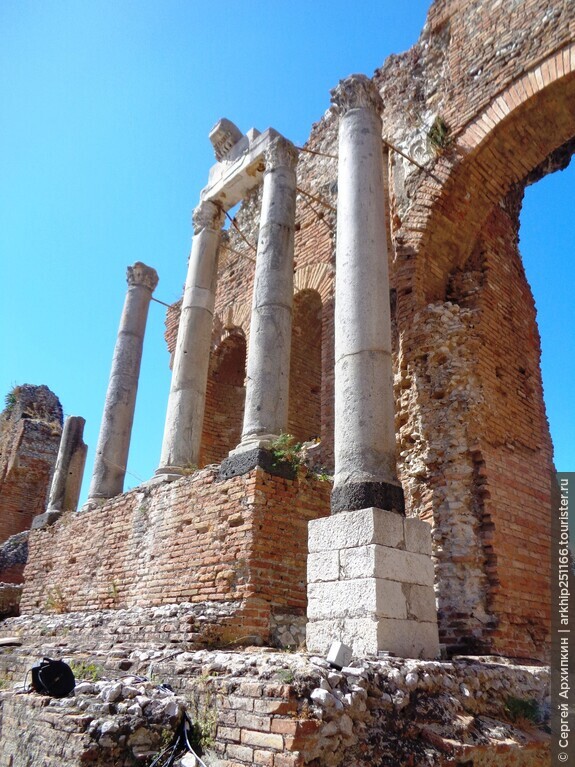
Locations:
192;200;225;234
127;262;159;292
330;74;383;117
265;136;299;172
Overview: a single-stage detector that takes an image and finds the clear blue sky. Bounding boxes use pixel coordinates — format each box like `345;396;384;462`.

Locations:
0;1;572;506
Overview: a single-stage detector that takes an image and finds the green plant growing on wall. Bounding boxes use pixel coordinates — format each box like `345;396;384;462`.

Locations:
108;580;120;604
428;115;452;152
68;660;104;682
276;668;295;684
44;587;69;614
269;433;304;471
504;696;541;724
4;386;20;413
188;678;219;752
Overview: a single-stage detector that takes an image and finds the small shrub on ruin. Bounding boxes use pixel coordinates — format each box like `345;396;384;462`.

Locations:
68;660;104;682
428;115;452;152
269;433;304;470
504;696;541;725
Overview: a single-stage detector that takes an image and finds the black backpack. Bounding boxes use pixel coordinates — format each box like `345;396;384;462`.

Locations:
31;657;75;698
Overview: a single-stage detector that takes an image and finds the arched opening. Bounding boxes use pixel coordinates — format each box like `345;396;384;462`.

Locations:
520;159;575;473
394;54;575;660
200;330;246;466
287;290;322;445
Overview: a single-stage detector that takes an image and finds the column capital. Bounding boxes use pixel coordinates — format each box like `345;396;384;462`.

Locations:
127;262;159;293
192;200;225;234
330;74;383;117
265;136;299;173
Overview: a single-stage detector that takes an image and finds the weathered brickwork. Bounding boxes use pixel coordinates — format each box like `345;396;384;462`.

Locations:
20;468;330;645
0;385;62;550
158;0;575;659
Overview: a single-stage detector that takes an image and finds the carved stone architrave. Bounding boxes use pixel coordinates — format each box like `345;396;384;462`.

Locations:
330;73;384;117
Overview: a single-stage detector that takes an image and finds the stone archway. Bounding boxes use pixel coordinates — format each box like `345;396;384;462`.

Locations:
200;330;247;466
389;40;575;660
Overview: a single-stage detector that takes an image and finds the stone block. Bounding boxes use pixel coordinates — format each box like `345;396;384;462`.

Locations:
307;615;379;657
306;612;439;660
308;508;404;553
307;578;407;620
339;545;434;586
405;584;437;623
403;516;433;556
306;617;346;655
377;618;440;660
31;510;63;530
307;551;339;583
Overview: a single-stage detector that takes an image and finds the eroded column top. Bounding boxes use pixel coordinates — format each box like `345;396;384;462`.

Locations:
330;73;384;116
127;262;159;292
192;200;225;234
264;136;299;173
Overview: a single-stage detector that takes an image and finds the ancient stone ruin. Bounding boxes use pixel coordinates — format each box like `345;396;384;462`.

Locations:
0;0;571;763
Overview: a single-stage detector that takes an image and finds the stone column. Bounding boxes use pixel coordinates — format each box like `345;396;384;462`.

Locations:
88;262;158;501
157;201;224;475
306;75;438;659
330;74;404;515
232;136;298;454
34;416;88;528
48;416;88;512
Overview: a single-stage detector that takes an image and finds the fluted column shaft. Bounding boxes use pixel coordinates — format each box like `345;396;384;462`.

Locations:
157;201;224;474
88;262;158;501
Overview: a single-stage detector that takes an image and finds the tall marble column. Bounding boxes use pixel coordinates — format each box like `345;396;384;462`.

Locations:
307;76;438;659
157;201;224;475
88;262;158;502
330;74;404;514
232;136;298;453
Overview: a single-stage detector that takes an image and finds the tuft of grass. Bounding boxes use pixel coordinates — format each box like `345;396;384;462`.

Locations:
428;116;452;152
276;668;295;684
68;660;104;682
44;587;69;614
4;386;20;412
504;696;540;724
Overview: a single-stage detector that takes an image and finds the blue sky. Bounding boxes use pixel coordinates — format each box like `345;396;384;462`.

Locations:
0;1;572;506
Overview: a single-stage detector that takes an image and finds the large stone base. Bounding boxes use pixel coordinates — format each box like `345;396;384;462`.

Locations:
306;507;439;659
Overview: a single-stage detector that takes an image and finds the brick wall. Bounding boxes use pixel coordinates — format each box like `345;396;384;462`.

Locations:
20;468;330;645
0;385;62;549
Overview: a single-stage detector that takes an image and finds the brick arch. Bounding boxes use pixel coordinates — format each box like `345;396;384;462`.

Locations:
403;43;575;304
287;289;323;445
390;44;575;661
200;330;246;466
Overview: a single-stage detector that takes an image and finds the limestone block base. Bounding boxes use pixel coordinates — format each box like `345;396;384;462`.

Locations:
306;507;439;659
